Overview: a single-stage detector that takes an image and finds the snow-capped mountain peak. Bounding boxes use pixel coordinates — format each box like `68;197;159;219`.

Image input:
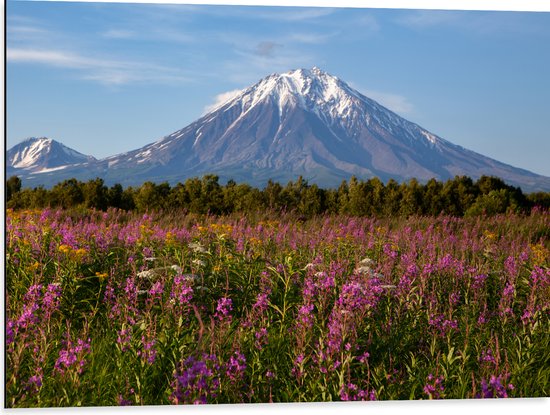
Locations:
229;67;356;117
10;137;53;168
8;68;550;192
210;68;443;149
7;137;96;173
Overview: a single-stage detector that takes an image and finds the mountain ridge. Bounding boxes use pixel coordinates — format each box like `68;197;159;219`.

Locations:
7;68;550;192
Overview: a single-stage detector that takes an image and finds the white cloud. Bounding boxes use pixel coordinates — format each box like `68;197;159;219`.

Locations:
7;47;190;86
360;87;414;115
397;10;460;28
7;48;91;68
286;31;338;44
251;8;335;22
368;91;414;115
203;89;243;114
102;29;137;39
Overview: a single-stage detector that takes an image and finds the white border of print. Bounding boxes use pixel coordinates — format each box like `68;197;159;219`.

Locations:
1;1;549;415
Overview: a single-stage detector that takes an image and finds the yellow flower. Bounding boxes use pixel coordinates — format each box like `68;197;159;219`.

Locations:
530;243;548;266
58;244;72;254
249;237;262;247
75;248;88;257
95;271;109;281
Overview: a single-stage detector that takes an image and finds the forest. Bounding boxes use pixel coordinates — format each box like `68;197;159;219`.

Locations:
6;174;550;217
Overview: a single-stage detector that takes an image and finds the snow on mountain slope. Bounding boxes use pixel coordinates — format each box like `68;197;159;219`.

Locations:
8;68;550;192
7;137;96;173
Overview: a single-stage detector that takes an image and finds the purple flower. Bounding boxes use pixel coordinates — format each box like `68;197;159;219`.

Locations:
428;313;458;337
214;297;233;322
118;396;133;406
43;283;62;318
502;283;515;297
170;354;221;404
254;327;268;350
170;275;194;314
54;337;91;375
252;292;270;313
148;281;164;297
225;351;247;383
480;349;497;365
478;374;514;398
291;354;305;379
472;274;488;290
423;374;445;399
138;335;157;365
504;256;518;278
24;369;43;393
116;328;132;352
296;304;315;331
6;319;16;347
340;383;376;401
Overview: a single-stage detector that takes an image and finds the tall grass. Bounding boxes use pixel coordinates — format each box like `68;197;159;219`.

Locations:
5;207;549;407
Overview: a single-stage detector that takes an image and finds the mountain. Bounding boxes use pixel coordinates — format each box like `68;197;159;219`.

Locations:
6;68;550;191
7;137;96;178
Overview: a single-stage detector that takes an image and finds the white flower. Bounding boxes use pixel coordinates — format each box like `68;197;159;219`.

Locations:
192;259;206;267
171;265;183;273
359;257;375;267
137;269;155;280
188;242;207;253
354;265;373;276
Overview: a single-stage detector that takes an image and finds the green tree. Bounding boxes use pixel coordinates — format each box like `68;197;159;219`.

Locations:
336;179;350;215
383;179;402;216
347;176;369;216
298;184;324;216
399;178;424;217
107;183;124;209
422;178;443;215
83;178;108;210
263;179;284;211
476;175;507;195
466;189;513;216
50;178;84;208
6;176;22;202
134;181;170;212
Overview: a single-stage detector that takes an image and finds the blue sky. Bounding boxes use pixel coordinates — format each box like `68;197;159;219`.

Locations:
6;0;550;177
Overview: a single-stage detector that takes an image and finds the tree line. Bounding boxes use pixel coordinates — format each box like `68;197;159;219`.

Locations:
5;174;550;217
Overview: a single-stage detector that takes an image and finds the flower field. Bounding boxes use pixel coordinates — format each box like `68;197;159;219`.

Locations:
5;207;550;407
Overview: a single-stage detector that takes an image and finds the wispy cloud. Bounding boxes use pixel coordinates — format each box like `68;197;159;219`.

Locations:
7;47;190;85
203;89;243;114
165;5;335;22
102;29;137;39
101;27;194;43
286;31;338;44
397;10;460;28
396;9;550;37
351;83;414;115
251;7;335;22
366;90;414;115
8;49;92;68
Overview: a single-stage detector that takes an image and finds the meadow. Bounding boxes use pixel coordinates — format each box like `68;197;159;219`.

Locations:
5;207;550;407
